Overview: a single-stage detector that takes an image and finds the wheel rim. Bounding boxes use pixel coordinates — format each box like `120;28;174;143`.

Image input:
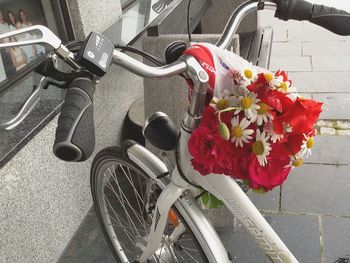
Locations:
94;157;207;263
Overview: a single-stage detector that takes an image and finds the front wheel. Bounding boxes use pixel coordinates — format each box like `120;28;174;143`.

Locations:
90;146;210;263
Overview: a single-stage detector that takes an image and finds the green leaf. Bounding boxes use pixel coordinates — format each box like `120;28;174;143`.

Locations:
200;192;224;209
252;187;267;194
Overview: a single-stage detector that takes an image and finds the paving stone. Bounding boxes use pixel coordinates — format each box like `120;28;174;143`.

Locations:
312;56;350;72
217;213;320;263
312;93;350;120
248;187;280;211
287;72;350;93
320;127;336;135
271;42;302;57
272;29;288;42
282;164;350;216
288;24;350;42
59;209;115;263
336;130;350;136
270;56;312;72
307;135;350;165
217;226;266;263
322;216;350;263
258;11;304;31
303;41;350;56
337;120;350;129
317;120;333;128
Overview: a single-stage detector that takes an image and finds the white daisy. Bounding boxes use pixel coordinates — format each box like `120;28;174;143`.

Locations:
242;64;257;84
255;102;274;126
264;122;284;143
300;133;315;158
210;90;239;111
234;91;260;120
285;153;304;170
269;75;296;94
230;116;254;148
252;129;271;167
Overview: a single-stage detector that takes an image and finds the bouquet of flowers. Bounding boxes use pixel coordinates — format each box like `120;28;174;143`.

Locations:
185;43;323;193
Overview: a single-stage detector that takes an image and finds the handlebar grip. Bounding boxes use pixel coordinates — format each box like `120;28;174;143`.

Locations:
274;0;313;21
309;5;350;36
53;77;95;162
275;0;350;36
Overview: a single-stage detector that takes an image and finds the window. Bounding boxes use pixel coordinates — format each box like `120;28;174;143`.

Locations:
0;0;72;94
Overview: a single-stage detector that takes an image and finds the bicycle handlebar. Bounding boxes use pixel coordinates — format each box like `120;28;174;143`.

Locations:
112;49;187;78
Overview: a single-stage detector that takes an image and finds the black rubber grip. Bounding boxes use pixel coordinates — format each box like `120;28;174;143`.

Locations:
309;5;350;36
53;77;95;162
275;0;350;36
275;0;313;21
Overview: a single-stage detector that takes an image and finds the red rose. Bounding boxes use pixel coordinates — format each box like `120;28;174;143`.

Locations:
188;126;231;175
248;144;291;191
275;97;322;137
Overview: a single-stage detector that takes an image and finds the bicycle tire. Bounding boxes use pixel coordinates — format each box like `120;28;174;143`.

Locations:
90;146;211;263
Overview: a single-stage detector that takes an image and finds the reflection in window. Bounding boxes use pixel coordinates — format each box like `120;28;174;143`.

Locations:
0;0;52;89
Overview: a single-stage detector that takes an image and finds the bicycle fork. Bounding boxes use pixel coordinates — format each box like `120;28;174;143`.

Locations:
136;176;186;262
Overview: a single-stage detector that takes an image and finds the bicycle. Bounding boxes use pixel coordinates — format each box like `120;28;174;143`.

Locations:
0;0;349;262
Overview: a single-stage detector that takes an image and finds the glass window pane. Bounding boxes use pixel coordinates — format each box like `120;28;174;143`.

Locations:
0;0;59;93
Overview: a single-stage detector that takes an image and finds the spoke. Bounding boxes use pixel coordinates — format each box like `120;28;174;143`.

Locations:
175;250;186;261
108;166;148;232
112;236;134;254
104;174;140;237
107;171;146;230
104;196;135;245
182;249;200;263
107;213;146;234
121;165;145;219
136;169;145;197
179;245;200;253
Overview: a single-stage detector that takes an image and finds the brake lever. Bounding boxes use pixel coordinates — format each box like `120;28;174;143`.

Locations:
0;72;66;131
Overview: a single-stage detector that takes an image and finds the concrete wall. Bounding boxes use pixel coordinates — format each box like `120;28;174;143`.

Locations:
0;1;143;262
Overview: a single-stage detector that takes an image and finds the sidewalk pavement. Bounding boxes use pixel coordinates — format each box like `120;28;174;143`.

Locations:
59;4;350;263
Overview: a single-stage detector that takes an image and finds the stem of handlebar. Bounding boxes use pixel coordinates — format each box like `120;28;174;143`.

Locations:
112;49;187;78
216;0;277;49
